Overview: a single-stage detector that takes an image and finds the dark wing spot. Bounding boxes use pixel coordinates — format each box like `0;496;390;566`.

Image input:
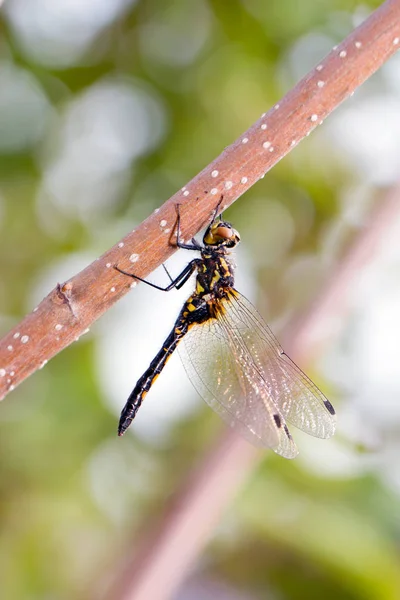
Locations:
273;414;282;428
284;424;293;439
324;400;336;415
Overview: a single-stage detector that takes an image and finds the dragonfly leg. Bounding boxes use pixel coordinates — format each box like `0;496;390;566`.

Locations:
174;204;203;251
210;194;225;225
114;259;198;292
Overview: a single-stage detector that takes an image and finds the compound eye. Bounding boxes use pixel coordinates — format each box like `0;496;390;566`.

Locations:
214;225;233;240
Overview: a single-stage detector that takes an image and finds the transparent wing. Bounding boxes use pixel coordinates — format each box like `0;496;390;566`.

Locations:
226;291;336;438
178;289;335;458
178;294;298;459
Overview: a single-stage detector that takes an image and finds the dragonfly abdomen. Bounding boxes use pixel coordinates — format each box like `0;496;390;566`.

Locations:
118;318;189;436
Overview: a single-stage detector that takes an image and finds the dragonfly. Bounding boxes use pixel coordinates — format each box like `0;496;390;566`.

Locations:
114;200;336;458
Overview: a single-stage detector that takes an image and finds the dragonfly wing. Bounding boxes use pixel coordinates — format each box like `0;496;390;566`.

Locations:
226;291;336;439
178;293;298;458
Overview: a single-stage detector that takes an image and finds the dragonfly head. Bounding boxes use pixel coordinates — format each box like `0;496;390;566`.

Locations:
203;220;241;248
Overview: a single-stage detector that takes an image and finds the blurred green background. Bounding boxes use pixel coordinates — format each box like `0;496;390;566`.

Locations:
1;0;400;598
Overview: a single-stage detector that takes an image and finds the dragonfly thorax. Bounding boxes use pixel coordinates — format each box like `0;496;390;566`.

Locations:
196;251;235;298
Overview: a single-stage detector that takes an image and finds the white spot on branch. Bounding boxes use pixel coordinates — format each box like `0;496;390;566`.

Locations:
129;253;139;263
21;335;29;344
211;170;219;178
263;141;271;149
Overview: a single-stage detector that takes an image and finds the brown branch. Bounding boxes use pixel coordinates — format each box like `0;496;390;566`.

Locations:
104;188;400;600
0;0;399;398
